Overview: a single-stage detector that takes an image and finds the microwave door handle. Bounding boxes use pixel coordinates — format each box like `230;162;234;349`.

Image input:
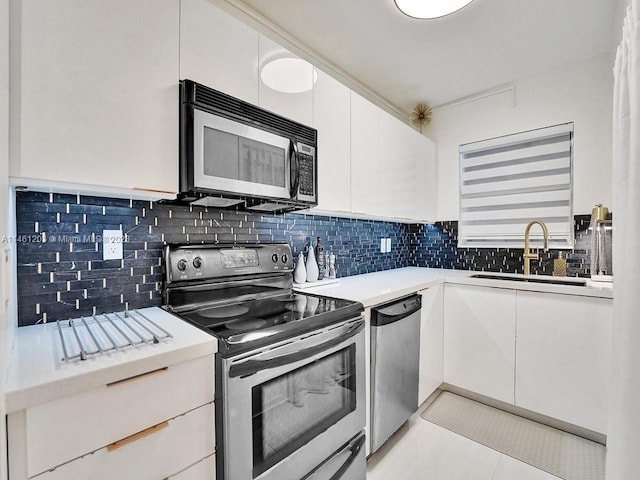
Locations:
289;140;300;198
228;320;364;378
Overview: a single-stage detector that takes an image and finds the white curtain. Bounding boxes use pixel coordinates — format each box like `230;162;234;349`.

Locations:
608;1;640;478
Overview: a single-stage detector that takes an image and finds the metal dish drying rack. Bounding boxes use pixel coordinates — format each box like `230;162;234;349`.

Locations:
56;310;173;362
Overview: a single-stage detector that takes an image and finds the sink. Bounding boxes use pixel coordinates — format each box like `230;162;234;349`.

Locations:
470;274;587;287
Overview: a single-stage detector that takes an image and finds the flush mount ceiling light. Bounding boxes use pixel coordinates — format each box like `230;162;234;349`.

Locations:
394;0;474;19
260;57;318;94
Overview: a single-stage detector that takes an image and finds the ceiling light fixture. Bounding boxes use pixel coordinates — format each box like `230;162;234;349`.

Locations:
260;57;318;94
394;0;474;19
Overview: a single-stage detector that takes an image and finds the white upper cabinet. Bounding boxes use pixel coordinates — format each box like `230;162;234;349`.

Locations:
257;35;314;126
413;132;437;222
312;70;351;213
11;0;180;195
379;109;416;220
350;91;436;221
179;0;259;105
350;91;381;216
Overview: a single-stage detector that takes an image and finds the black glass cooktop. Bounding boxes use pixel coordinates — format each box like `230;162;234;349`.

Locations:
179;292;363;356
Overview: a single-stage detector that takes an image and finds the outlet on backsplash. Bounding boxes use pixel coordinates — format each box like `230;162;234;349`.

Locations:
102;229;124;260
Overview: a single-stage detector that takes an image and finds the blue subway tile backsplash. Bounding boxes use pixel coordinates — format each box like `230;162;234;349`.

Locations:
14;191;597;326
409;216;593;277
15;191;413;326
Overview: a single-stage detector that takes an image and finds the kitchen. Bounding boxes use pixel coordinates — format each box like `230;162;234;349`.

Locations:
0;0;638;479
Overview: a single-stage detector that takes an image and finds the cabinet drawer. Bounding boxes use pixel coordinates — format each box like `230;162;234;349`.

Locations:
34;402;214;480
168;454;216;479
26;355;214;477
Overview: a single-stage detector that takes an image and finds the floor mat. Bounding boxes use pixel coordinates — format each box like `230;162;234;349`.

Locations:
421;392;605;480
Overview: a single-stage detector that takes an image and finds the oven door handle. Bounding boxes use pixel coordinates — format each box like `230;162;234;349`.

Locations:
329;433;366;480
229;319;364;378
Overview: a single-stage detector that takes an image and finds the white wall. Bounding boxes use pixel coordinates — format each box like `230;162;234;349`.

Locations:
426;55;614;221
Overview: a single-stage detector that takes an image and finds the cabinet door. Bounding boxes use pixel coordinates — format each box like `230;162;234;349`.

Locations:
180;0;259;105
350;92;380;216
378;111;415;220
32;402;214;480
363;307;372;457
311;70;350;213
12;0;179;194
413;133;437;222
443;284;516;404
258;35;314;126
515;291;612;434
25;355;214;477
418;284;444;405
168;454;215;479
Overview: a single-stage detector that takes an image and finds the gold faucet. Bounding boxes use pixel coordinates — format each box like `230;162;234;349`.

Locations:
523;220;549;275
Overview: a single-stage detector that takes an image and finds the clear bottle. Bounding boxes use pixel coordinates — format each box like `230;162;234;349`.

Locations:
328;252;336;279
316;237;325;280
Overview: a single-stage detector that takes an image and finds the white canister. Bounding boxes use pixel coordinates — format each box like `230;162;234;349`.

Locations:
293;252;307;284
306;244;319;282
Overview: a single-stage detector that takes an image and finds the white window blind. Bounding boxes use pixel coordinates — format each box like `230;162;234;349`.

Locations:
458;123;574;249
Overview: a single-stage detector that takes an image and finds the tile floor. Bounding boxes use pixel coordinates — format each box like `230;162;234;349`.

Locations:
366;407;563;480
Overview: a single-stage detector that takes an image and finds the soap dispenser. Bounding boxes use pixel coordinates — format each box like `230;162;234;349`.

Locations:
553;252;567;277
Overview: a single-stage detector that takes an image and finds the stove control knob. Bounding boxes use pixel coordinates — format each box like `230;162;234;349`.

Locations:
193;257;202;269
281;254;289;264
272;253;279;264
177;259;188;272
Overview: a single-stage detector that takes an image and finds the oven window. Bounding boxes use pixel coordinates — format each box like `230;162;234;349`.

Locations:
251;345;356;478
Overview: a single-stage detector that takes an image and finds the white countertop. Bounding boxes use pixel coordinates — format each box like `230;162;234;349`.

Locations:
294;267;469;307
5;307;217;413
294;267;613;307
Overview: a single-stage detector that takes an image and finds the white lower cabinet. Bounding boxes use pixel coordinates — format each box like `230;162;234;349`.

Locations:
418;284;444;405
442;282;612;435
7;355;216;480
30;403;214;480
515;291;612;434
168;454;216;479
363;307;372;457
443;284;516;404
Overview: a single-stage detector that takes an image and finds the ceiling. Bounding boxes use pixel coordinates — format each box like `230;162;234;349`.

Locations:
232;0;619;116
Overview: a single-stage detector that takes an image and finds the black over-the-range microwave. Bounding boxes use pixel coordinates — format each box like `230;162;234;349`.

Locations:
179;79;318;212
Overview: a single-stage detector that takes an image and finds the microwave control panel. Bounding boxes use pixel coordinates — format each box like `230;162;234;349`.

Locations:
298;153;315;196
297;142;316;201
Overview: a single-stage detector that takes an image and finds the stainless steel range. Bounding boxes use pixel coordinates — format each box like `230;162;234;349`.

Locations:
164;243;366;480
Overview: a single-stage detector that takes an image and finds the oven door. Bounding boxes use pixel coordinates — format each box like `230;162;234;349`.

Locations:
222;316;365;480
193;108;294;200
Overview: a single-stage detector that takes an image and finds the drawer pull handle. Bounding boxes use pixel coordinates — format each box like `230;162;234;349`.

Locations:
107;421;169;452
106;366;168;388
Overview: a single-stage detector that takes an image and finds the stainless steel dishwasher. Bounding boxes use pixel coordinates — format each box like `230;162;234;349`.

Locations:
370;293;422;453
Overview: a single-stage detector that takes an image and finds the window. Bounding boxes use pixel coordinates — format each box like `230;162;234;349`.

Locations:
458;123;574;249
